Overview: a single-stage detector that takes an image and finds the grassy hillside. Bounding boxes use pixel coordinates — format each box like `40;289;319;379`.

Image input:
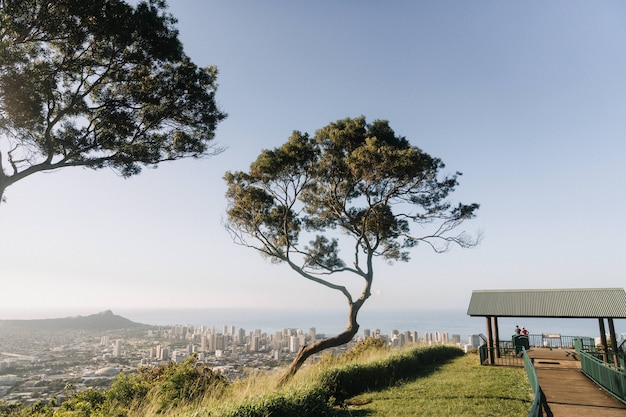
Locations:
344;353;532;416
2;341;532;417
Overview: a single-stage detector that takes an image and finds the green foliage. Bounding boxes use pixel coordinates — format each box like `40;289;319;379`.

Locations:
104;355;229;413
150;356;229;412
0;0;226;200
1;355;229;417
341;337;388;363
225;116;479;271
215;387;334;417
0;400;52;417
106;372;150;409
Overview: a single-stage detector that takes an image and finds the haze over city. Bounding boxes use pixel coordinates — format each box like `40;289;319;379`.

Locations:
1;1;625;318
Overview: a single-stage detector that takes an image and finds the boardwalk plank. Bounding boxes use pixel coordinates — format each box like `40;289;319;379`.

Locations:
528;349;626;417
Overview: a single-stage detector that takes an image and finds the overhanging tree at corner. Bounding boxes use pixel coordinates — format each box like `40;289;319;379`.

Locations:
224;116;480;384
0;0;226;203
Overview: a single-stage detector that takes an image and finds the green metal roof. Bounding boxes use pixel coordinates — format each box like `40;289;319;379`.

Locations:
467;288;626;318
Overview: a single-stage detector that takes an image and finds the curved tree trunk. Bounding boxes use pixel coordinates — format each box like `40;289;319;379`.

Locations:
0;170;7;204
277;301;363;386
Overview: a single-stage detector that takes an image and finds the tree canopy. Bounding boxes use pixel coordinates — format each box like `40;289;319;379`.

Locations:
0;0;226;202
224;116;479;383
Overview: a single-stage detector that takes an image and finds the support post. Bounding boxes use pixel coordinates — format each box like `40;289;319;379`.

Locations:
486;316;494;365
493;316;501;358
599;318;609;363
608;318;619;367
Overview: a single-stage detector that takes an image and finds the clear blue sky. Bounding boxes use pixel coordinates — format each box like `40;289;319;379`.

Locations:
1;1;626;318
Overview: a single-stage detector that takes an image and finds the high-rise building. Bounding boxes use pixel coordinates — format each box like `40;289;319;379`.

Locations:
215;334;225;351
113;340;122;357
469;334;481;348
208;334;216;352
289;336;299;353
272;331;283;350
237;328;246;344
250;334;260;352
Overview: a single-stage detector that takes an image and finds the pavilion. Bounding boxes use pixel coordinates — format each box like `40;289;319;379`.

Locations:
467;288;626;366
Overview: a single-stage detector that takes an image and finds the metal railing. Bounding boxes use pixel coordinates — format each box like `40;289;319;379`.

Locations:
526;334;576;349
522;347;548;417
480;335;626;413
478;344;525;366
579;350;626;404
479;345;548;416
479;334;586;364
575;337;626;369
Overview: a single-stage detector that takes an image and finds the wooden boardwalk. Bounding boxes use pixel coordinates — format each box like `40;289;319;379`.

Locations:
527;349;626;416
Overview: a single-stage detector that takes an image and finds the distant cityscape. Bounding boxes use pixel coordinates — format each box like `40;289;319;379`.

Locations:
0;313;475;406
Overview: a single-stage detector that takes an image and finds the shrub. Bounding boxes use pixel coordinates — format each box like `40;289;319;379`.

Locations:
318;345;463;403
152;356;229;412
103;355;230;414
342;337;388;363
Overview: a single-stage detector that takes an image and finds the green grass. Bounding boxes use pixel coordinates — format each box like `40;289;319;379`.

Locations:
343;353;533;417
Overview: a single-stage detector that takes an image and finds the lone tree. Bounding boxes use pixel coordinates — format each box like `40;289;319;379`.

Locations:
224;116;479;384
0;0;226;202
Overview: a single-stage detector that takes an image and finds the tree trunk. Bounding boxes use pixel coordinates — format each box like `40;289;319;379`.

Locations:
0;171;6;204
277;303;362;386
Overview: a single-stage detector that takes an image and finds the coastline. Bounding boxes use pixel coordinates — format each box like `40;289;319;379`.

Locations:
2;307;621;340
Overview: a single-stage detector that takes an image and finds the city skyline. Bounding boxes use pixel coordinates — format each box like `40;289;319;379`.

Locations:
2;1;626;315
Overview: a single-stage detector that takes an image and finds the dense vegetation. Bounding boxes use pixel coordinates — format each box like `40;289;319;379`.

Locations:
0;341;531;416
0;0;226;202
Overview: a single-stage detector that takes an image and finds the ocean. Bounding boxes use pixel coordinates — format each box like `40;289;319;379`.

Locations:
2;307;624;341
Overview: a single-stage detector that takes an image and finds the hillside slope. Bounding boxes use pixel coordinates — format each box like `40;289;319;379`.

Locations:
0;309;148;331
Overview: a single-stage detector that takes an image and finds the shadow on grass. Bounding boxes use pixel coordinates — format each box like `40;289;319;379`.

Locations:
446;394;532;404
333;408;373;416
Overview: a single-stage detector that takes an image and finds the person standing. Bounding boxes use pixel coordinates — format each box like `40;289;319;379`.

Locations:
515;325;521;335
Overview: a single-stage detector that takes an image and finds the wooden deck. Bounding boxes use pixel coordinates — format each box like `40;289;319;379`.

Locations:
527;349;626;416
